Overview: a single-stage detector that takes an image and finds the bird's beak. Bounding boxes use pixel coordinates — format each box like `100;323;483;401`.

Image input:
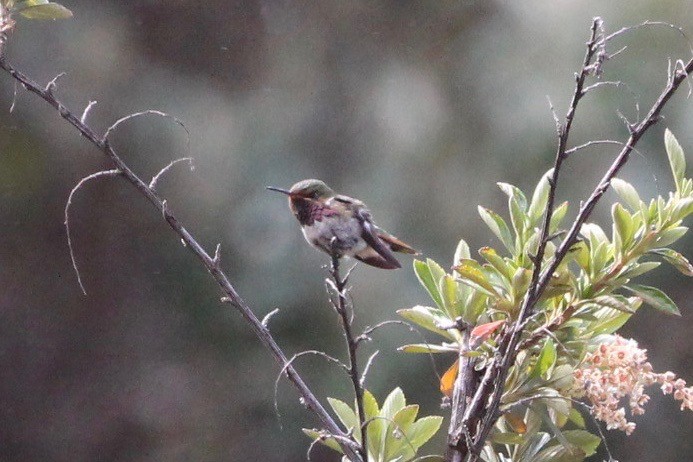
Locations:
266;186;292;196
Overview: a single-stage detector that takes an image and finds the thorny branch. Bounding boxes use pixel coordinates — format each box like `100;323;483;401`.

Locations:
328;248;369;460
0;54;363;462
447;17;693;461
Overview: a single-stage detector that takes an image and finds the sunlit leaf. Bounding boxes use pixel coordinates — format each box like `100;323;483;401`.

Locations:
478;206;515;254
398;343;458;354
453;238;471;267
612;202;634;253
381;387;406;421
654;226;688;248
479;246;514;281
665;128;686;193
397;306;456;340
453;259;499;297
588;294;635;313
407;416;444;450
625;284;681;316
302;429;343;453
327;398;358;433
550;201;569;233
650;248;693;276
17;2;72;19
611;178;642;211
414;260;444;310
528;169;553;226
440;359;458;398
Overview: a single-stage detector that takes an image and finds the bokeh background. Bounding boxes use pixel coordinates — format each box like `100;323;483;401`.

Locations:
1;1;692;461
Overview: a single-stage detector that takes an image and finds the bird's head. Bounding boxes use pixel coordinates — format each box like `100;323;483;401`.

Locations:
267;179;335;200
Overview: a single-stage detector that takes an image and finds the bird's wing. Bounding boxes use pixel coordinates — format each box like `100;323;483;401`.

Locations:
353;247;400;269
376;230;419;255
354;207;402;269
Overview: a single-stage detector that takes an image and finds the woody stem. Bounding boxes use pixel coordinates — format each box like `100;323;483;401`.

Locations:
330;251;368;460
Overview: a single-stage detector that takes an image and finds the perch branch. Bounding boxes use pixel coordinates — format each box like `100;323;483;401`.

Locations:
328;250;368;460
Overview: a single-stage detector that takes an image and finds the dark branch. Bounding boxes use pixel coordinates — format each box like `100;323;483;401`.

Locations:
328;249;368;461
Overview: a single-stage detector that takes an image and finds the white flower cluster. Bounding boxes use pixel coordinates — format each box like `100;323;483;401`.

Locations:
571;335;693;435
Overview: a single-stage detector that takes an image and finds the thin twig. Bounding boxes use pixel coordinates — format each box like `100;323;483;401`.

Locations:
80;100;97;125
0;56;363;462
149;157;194;191
274;349;350;428
64;169;122;295
359;350;379;388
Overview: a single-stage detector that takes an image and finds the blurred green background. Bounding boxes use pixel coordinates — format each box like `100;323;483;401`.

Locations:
1;1;692;461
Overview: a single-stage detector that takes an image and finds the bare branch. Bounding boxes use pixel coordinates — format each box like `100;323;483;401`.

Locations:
582;80;622;93
359;350;379;388
149;157;194;191
9;78;17;112
45;72;66;94
64;169;122;295
261;308;280;328
564;140;626;156
80;100;97;125
103;109;190;148
273;349;350;428
328;251;368;460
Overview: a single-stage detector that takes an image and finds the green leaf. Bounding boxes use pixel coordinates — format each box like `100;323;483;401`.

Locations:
625;284;681;316
13;0;49;9
562;430;601;457
612;202;634;252
619;261;661;279
671;197;693;222
611;178;642;211
654;226;688;248
302;429;343;454
498;182;529;241
568;408;586;429
589;294;635;313
17;2;72;19
651;248;693;276
398;343;458;354
530;338;557;379
385;405;420;459
454;259;499;297
528;169;553;226
440;274;460;318
327;398;358;432
549;201;569;233
397;306;455;340
665;129;686;193
479;246;514;281
363;389;379;419
407;416;444;450
381;387;406;420
478;206;515;254
363;390;384;460
453;238;471;266
414;260;444;310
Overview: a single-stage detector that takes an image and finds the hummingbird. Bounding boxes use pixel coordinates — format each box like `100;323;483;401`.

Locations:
267;179;418;269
